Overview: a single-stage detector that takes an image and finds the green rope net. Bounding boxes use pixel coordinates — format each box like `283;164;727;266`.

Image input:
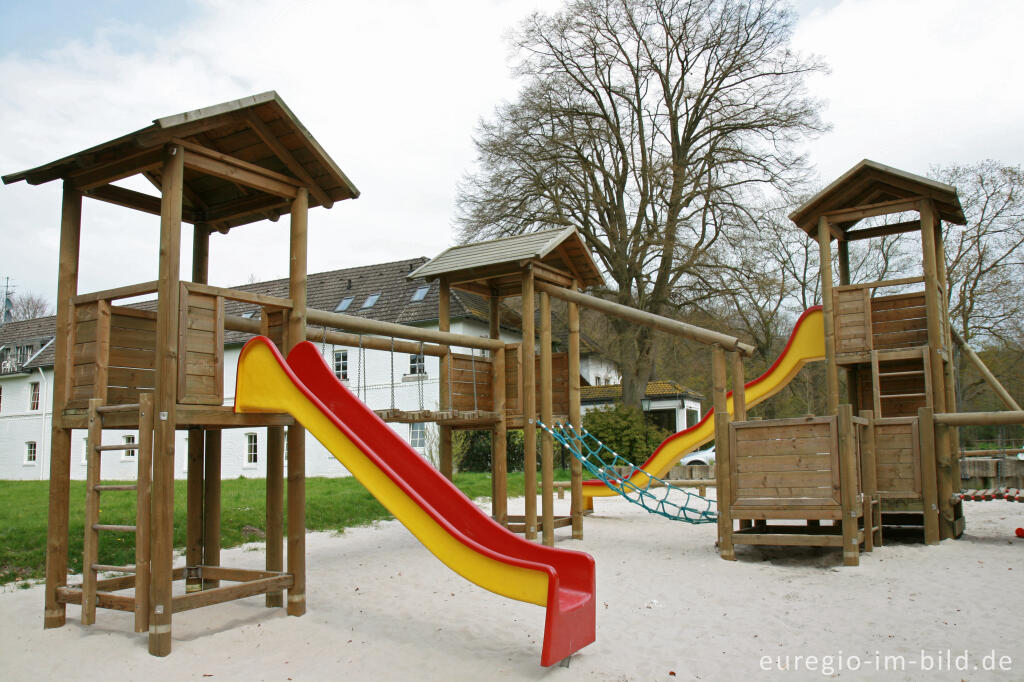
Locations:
538;420;717;524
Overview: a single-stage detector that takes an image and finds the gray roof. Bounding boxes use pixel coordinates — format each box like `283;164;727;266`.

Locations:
409;227;604;289
0;316;58;374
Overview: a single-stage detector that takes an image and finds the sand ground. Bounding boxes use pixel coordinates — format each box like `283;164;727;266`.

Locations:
2;496;1022;681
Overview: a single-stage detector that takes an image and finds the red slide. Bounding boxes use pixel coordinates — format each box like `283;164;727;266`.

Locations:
284;341;596;666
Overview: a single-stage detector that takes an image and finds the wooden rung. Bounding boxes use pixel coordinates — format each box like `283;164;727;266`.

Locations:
93;524;137;533
95;484;138;492
96;444;137;452
92;563;136;573
95;403;142;414
880;393;926;399
877;370;924;377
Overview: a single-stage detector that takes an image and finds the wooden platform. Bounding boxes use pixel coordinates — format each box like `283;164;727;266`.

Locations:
62;404;295;429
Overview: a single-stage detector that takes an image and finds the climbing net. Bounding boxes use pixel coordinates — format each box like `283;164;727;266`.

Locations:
537;420;717;524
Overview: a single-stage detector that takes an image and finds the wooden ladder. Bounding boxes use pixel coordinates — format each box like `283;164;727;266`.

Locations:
81;394;154;632
870;348;932;417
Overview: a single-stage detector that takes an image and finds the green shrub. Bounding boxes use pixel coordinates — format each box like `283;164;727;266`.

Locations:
582;403;671;465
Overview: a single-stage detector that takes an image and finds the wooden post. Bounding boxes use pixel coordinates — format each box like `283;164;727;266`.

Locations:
44;182;81;629
81;399;103;625
567;283;583;540
150;143;184;656
135;393;154;632
818;216;840;415
265;426;284;606
202;429;221;588
185;428;204;592
730;351;746;422
918;406;941;545
521;268;538;540
838;404;859;566
539;291;554;546
489;295;508;527
919;200;953;539
712;346;734;560
286;187;308;617
438;278;453;481
859;410;881;550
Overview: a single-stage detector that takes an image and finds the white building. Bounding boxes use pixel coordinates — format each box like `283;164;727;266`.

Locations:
0;257;619;480
580;380;704;433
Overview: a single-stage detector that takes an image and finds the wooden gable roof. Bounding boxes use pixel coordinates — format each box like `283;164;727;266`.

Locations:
789;159;965;238
2;92;359;231
408;227;604;296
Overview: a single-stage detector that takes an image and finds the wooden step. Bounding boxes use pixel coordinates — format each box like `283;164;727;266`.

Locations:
880;393;927;399
95;484;138;492
877;370;924;378
93;524;137;533
92;563;136;573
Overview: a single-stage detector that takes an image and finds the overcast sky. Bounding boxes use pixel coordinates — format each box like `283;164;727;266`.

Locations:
1;0;1022;307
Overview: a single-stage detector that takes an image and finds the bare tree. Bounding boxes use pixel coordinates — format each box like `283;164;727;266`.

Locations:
9;292;53;321
457;0;826;406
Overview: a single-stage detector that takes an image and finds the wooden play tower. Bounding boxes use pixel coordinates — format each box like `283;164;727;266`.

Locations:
3;92;359;655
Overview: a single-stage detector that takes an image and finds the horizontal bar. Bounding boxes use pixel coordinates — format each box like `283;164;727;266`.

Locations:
95;484;138;492
96;444;136;452
172;575;294;613
96;403;142;414
92;563;136;573
934;411;1024;427
184;281;292;309
844;220;922;242
199;565;289;582
74;282;159;305
55;587;136;612
833;275;925;292
94;524;137;533
307;307;503;351
960;448;1024;457
534;280;755;356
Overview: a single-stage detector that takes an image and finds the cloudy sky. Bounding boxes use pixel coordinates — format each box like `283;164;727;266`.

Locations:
1;0;1022;306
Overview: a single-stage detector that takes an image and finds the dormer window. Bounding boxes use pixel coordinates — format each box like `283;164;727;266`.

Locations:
410;286;430;302
361;293;380;309
335;296;354;312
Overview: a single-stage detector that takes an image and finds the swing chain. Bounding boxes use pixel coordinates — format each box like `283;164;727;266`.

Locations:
390;337;396;411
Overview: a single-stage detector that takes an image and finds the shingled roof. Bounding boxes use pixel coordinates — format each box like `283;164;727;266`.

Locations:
580;380;703;403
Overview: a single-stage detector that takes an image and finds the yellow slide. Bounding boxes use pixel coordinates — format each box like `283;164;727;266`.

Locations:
583;306;825;502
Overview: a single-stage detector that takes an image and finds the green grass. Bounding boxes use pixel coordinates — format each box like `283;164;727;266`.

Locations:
0;469;572;585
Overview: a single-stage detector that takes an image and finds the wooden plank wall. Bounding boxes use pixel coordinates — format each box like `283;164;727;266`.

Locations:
873;417;921;499
177;290;224;405
871;292;928;350
450;353;494;412
729;417;841;509
501;344;569;419
834;288;872;354
71;303;157;409
856;357;928;417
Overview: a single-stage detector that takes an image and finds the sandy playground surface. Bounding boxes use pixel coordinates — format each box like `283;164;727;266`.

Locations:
2;495;1023;681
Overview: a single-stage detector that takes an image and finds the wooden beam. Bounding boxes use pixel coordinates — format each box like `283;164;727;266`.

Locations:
150;143;184;656
818;216;840;415
305;308;503;351
74;281;160;305
185;428;204;593
489;295;508;527
185;281;292;309
68;147;164;191
838;405;859;566
181;144;299;199
202;430;222;589
713;346;734;560
136;113;242;148
266;426;284;607
951;329;1021;411
286;187;308;618
134;394;154;632
533;281;755;356
822;196;924;225
203;193;291;225
85;184;198;223
918;406;941;545
539;291;554;547
844;220;922;242
731;351;746;421
567;282;583;540
933;410;1024;426
244;111;332;208
522;268;538;540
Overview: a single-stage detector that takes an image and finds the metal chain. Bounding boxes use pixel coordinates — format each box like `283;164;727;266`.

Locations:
390;337;396;411
417;341;424;411
471;351;478;411
357;334;364;402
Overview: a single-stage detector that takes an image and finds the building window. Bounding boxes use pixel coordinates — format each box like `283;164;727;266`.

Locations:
246;433;258;465
410;423;426;449
25;441;37;464
82;437;88;464
361;293;381;309
334;350;348;380
686;408;700;428
335;296;354;312
410;285;430;302
123;434;136;458
409;353;425;375
29;382;40;410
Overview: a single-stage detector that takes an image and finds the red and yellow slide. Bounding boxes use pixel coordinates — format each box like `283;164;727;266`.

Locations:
584;306;826;504
234;337;595;667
